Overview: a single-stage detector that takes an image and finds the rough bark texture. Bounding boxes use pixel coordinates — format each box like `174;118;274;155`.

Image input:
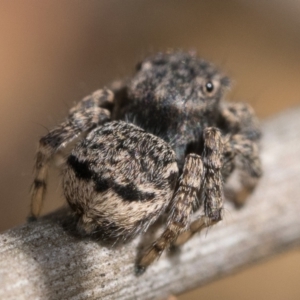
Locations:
1;107;300;300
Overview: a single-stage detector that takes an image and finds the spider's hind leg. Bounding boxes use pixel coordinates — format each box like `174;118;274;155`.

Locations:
29;89;114;221
174;127;224;247
136;153;204;274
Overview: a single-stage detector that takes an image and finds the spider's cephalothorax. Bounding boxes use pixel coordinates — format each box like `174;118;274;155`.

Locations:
118;52;231;169
29;51;262;275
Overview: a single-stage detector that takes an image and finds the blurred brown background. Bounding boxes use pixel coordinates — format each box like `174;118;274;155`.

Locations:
0;1;299;299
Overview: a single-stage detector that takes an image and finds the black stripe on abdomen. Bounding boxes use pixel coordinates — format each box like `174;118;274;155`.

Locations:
67;154;156;202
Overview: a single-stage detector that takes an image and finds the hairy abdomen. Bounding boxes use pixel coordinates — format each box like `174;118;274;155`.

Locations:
62;121;178;239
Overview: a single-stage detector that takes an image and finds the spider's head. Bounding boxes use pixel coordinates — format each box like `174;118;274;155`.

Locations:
129;51;230;130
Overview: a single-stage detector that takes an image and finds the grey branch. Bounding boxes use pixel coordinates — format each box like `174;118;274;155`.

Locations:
1;107;300;300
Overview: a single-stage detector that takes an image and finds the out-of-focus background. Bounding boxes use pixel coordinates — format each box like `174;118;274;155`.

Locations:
0;1;299;299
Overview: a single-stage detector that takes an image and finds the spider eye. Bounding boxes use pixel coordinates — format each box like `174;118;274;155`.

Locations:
205;81;214;93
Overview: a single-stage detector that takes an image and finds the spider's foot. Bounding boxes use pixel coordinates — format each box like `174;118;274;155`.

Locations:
135;264;146;276
27;215;37;222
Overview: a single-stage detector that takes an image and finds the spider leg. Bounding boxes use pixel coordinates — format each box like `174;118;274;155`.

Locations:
29;88;114;220
136;128;223;273
226;134;262;207
174;127;224;247
136;153;204;275
219;102;261;141
220;102;262;207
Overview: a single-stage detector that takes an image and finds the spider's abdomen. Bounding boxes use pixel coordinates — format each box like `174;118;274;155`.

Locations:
62;121;178;239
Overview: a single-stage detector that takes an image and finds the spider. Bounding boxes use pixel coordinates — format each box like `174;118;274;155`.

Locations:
29;51;262;275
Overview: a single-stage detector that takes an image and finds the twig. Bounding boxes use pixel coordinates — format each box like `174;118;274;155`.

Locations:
1;107;300;300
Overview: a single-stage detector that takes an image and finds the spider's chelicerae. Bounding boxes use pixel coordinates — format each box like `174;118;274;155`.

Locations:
29;51;262;274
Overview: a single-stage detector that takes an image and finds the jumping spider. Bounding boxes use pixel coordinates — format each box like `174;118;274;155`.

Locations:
29;51;262;274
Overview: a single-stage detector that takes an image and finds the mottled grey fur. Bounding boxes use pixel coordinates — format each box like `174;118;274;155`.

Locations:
29;51;262;275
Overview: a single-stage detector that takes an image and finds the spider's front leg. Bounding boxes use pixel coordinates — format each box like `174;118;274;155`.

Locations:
29;88;114;221
136;153;204;275
220;102;263;207
174;128;224;246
